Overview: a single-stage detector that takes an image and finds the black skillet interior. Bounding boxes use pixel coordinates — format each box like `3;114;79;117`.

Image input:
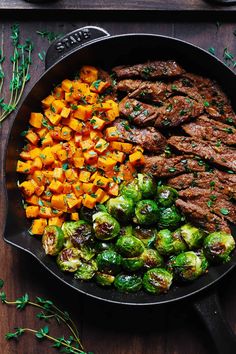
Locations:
4;33;236;305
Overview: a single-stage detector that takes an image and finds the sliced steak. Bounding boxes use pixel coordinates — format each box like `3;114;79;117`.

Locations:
117;79;169;103
178;187;236;224
168;136;236;172
112;119;166;154
167;172;236;199
182;115;236;145
175;199;231;233
113;60;185;80
143;155;208;178
119;97;158;126
183;73;236;125
154;96;204;128
167;79;203;103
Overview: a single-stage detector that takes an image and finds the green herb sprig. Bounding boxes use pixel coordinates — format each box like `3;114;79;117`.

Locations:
36;30;63;43
0;279;92;354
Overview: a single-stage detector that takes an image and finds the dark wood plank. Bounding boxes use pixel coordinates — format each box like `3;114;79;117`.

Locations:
0;16;236;354
0;0;236;12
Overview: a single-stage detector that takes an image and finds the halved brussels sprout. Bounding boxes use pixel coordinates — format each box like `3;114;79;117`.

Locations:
156;185;178;207
122;257;144;272
203;232;235;263
79;204;107;224
74;260;98;280
70;223;94;248
120;178;142;202
96;250;122;275
92;212;120;240
155;229;186;256
42;225;64;256
57;247;81;272
138;173;157;199
143;268;173;294
180;224;204;249
116;235;145;257
133;226;157;247
114;274;143;293
158;206;183;229
141;249;163;269
95;272;115;286
79;244;96;261
168;251;208;281
134;200;159;226
106;196;134;223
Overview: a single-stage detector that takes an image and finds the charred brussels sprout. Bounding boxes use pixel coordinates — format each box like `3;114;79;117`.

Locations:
74;260;97;280
120;179;142;202
138;173;157;199
57;247;81;272
159;206;183;229
42;225;64;256
96;250;122;275
133;226;157;247
155;229;186;256
107;196;134;223
95;272;115;286
156;186;178;207
134;200;159;226
116;235;145;257
169;251;208;281
143;268;173;294
92;212;120;240
79;204;107;224
114;274;143;293
70;223;94;248
141;249;163;269
203;232;235;263
180;224;204;249
120;225;133;237
122;257;144;272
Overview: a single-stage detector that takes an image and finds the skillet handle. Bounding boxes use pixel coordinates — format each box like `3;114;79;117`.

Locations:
45;26;110;69
194;291;236;354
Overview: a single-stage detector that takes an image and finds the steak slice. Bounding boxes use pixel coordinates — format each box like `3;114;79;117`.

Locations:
178;187;236;224
168;136;236;172
167;172;236;199
142;155;207;178
112;119;166;154
175;199;231;233
182;115;236;145
116;79;169;103
154;96;204;128
113;60;185;80
167;79;203;103
183;73;236;126
119;97;158;126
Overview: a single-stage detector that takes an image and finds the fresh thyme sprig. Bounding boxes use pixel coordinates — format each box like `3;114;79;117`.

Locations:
0;24;33;123
36;30;63;43
0;279;92;354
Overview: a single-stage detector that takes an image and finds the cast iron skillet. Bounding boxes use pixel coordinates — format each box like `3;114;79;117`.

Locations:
3;26;236;353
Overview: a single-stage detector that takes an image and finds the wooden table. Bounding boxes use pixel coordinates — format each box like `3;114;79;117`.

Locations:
0;6;236;354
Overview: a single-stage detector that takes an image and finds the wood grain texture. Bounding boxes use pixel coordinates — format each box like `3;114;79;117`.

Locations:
0;0;236;11
0;14;236;354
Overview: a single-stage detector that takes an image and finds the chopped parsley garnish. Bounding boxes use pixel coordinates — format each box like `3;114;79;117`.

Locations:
220;208;229;216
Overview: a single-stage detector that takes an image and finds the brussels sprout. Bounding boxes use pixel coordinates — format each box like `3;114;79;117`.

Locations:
122;257;144;272
114;274;143;293
62;220;86;238
137;173;157;199
180;224;204;249
95;272;115;286
120;225;133;237
141;249;164;268
92;212;120;240
107;196;134;223
155;229;186;256
79;244;96;261
79;204;107;224
203;232;235;263
143;268;173;294
70;223;94;248
116;235;145;257
57;247;81;272
120;179;142;202
134;200;159;226
156;185;178;207
168;251;208;281
74;260;98;280
96;250;122;275
42;225;64;256
159;206;183;229
94;241;115;253
133;226;157;247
